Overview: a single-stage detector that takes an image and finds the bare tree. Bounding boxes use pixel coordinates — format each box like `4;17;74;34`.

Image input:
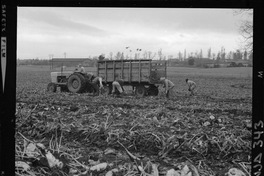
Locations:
243;50;248;60
168;55;173;60
143;51;148;59
212;53;216;60
115;52;122;60
178;51;182;61
207;48;211;59
109;52;113;60
199;49;203;58
227;51;233;60
234;9;253;54
220;46;226;60
134;53;137;59
121;52;125;60
148;51;156;59
158;48;163;60
194;50;199;58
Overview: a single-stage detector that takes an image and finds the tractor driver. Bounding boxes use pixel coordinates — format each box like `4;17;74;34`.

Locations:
75;64;86;73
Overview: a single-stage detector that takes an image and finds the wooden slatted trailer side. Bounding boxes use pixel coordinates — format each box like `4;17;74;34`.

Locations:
97;59;167;97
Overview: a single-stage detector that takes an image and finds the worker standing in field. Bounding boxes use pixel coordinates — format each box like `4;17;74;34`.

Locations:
160;77;175;98
112;78;125;96
91;76;104;96
186;78;197;96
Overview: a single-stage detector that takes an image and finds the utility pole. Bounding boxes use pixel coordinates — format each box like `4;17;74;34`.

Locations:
49;54;54;69
49;54;51;69
64;52;66;58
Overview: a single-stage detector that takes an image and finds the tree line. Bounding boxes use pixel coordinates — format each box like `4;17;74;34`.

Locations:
17;47;252;68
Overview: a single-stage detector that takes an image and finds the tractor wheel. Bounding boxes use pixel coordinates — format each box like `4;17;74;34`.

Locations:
60;86;69;92
135;85;146;97
47;83;57;92
67;73;86;93
147;85;159;96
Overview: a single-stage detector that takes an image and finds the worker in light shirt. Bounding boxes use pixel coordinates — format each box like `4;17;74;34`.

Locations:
112;79;125;96
160;77;175;98
186;78;196;96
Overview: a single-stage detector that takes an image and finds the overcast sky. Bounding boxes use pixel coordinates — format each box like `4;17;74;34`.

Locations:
17;7;252;59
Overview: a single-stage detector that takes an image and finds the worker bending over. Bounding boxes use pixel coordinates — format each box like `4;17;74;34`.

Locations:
91;76;104;96
186;78;196;96
160;77;175;98
112;79;125;96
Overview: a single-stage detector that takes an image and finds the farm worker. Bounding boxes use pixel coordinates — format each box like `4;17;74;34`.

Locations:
86;72;95;81
112;79;125;95
160;77;175;98
91;76;104;96
186;78;196;96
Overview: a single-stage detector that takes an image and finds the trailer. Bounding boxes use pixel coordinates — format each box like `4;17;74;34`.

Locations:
97;59;167;97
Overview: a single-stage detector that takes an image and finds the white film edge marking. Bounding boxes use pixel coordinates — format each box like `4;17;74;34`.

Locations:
1;37;7;93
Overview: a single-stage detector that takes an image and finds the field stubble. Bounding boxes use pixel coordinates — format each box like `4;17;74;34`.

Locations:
15;66;252;176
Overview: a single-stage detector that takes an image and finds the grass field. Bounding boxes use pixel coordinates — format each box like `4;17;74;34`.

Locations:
15;65;252;176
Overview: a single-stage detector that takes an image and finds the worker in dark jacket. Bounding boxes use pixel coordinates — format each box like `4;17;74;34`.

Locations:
186;78;196;96
112;79;125;96
91;76;104;96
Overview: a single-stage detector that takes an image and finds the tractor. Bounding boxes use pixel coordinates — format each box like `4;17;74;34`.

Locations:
47;67;95;93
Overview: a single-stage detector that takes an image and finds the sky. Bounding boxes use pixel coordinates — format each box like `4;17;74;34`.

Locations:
17;7;252;59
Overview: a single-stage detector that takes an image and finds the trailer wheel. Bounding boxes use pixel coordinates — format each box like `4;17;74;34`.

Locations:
67;73;86;93
47;83;57;92
135;85;146;97
100;84;112;95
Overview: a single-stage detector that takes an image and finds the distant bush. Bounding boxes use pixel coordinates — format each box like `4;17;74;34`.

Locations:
188;58;195;66
237;63;244;67
203;64;209;68
214;64;220;68
228;62;237;67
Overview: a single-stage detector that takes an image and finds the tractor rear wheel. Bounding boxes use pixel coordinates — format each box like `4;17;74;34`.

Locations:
67;73;87;93
135;85;146;97
47;83;57;92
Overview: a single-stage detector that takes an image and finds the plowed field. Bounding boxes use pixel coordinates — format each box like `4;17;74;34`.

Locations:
16;65;252;176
